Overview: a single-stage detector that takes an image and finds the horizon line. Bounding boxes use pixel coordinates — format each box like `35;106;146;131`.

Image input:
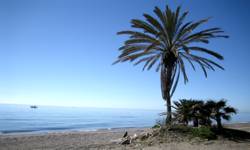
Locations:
0;102;163;111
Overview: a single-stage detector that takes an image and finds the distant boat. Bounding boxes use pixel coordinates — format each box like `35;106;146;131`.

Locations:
30;105;38;109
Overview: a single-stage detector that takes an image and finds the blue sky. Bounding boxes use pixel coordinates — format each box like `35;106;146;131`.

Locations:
0;0;249;111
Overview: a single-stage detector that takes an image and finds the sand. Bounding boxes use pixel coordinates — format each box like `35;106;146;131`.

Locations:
0;124;250;150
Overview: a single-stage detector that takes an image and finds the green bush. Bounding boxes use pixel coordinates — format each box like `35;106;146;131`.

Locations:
167;124;192;133
152;124;161;129
191;126;217;140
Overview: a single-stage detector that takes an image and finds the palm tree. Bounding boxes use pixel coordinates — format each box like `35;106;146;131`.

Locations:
199;102;213;126
190;100;204;127
173;99;193;125
174;99;204;127
113;5;228;124
206;99;237;129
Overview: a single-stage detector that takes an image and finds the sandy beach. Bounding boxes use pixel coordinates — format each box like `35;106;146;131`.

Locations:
0;123;250;150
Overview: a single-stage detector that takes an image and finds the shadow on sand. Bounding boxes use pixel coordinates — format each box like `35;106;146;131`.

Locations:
216;128;250;142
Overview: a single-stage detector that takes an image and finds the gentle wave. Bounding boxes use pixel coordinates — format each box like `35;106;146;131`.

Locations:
0;104;249;134
0;104;162;134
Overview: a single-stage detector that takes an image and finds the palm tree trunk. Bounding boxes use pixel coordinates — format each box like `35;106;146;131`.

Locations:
161;65;173;125
166;95;172;124
216;117;222;129
193;117;198;127
161;52;177;125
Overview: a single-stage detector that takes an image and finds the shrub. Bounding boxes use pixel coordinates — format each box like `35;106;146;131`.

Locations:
152;118;165;129
167;124;192;133
191;126;217;140
152;124;161;129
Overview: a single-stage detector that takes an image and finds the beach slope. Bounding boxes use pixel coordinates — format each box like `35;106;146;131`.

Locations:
0;124;250;150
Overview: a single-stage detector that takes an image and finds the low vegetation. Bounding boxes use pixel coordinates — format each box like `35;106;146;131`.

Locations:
120;99;247;147
145;99;238;142
172;99;237;129
191;126;216;140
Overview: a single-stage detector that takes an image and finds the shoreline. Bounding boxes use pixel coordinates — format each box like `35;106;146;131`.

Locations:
0;126;151;136
0;123;250;150
1;122;249;136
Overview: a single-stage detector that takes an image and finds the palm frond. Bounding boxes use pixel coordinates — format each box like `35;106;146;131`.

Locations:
170;65;180;97
187;46;224;60
224;107;237;114
178;57;188;83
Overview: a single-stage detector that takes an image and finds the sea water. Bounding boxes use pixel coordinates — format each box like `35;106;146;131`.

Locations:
0;104;162;134
0;104;249;134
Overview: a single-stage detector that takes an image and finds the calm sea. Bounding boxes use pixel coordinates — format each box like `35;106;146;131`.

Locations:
0;104;249;134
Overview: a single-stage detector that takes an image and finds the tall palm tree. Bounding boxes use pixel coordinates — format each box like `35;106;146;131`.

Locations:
206;99;237;129
113;5;228;124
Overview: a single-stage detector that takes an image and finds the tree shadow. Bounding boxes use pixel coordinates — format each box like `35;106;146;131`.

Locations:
215;128;250;142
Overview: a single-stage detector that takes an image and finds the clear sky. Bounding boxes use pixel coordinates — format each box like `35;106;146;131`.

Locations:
0;0;249;111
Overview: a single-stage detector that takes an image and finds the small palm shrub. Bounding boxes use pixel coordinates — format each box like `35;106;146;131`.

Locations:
206;99;237;129
172;99;237;129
